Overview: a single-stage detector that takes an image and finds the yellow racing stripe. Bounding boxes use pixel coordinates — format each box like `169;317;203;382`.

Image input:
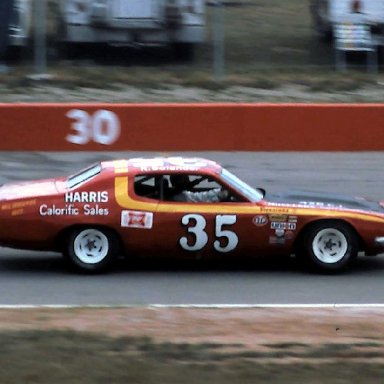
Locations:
114;175;384;223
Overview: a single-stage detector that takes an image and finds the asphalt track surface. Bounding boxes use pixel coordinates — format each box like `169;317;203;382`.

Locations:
1;151;384;306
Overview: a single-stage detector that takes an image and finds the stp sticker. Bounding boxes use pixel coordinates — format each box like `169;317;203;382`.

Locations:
253;215;268;226
121;210;153;229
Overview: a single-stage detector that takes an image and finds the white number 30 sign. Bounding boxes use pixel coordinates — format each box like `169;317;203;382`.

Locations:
66;109;121;145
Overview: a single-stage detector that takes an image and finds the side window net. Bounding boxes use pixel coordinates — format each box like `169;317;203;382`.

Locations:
134;175;169;200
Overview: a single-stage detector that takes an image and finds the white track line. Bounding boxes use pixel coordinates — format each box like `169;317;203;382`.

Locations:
0;304;384;309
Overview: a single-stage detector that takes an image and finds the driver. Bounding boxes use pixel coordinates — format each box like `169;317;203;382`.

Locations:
170;174;228;203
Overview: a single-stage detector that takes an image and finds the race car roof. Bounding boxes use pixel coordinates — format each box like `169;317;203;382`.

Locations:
101;157;222;174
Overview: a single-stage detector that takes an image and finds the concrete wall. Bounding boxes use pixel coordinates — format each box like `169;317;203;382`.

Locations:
1;103;383;151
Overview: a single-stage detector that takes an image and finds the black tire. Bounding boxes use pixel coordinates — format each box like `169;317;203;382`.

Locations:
298;221;358;272
65;227;119;273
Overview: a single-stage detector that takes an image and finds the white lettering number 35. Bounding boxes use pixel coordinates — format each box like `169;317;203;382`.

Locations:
179;214;238;253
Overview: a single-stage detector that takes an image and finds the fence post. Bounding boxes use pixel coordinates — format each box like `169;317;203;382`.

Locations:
34;0;47;76
213;0;225;81
0;0;12;61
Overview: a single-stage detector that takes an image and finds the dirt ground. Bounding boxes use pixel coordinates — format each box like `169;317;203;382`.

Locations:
1;306;383;349
2;83;384;103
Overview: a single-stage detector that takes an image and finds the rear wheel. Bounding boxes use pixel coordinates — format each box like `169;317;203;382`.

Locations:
65;227;119;273
298;221;358;272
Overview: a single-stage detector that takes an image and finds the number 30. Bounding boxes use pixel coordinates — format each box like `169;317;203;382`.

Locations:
66;109;121;145
179;214;238;253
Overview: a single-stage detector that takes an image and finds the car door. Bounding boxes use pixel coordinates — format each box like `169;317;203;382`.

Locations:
152;173;272;260
115;170;290;259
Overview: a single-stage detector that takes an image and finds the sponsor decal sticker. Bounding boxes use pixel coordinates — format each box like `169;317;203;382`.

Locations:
40;204;79;216
260;207;292;214
253;215;268;226
39;203;109;216
288;216;298;223
271;222;297;230
83;204;109;216
11;209;24;216
65;191;108;203
121;210;153;229
269;214;287;222
1;199;37;211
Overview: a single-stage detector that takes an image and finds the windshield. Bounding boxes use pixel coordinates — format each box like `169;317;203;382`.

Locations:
221;168;263;202
67;163;101;189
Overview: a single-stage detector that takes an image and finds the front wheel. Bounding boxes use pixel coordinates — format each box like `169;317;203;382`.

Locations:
298;221;358;272
65;227;119;273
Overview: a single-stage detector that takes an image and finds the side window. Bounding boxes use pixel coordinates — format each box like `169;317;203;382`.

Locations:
165;174;235;203
133;173;242;203
134;175;165;200
190;175;221;191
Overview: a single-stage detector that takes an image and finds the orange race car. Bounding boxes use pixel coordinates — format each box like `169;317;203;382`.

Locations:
1;156;384;273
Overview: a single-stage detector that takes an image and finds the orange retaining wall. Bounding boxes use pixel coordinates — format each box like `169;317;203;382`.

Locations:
1;103;384;151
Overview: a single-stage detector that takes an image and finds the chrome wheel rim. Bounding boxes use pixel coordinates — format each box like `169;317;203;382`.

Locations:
73;229;109;264
312;228;348;264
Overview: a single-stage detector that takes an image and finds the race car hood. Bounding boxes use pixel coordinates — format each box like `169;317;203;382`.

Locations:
0;179;62;201
264;190;384;213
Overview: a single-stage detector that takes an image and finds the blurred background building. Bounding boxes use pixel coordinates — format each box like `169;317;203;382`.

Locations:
0;0;383;101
